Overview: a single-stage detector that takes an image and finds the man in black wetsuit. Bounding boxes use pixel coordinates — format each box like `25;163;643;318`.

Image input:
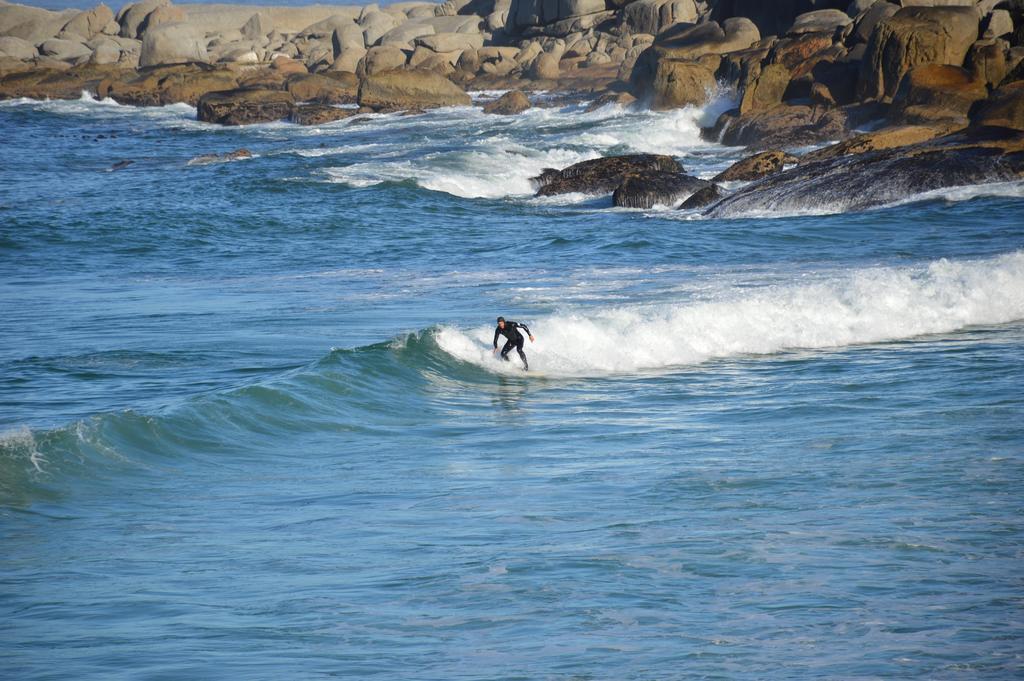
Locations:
493;316;535;370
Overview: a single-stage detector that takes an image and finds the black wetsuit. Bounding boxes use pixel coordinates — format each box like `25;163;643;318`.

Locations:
493;321;531;369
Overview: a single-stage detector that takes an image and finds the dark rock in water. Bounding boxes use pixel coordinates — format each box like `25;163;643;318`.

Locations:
482;90;531;115
705;129;1024;218
679;184;722;210
713;150;799;182
533;154;683;197
197;89;295;126
109;159;133;171
706;104;853;150
188;148;253;166
290;104;358;126
612;171;709;209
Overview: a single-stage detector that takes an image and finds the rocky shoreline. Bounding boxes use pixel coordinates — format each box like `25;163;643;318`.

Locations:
2;0;1023;213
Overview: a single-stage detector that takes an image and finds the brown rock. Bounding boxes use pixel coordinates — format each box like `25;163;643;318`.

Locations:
290;104;358;125
357;69;471;111
0;63;125;100
197;88;295;125
532;154;683;197
679;184;721;209
713;150;799;182
857;6;981;102
972;81;1024;131
739;63;790;115
483;89;531;115
966;39;1007;89
528;51;559;80
270;55;308;76
99;64;237;106
707;104;851;150
285;72;357;104
889;64;987;125
800;123;963;163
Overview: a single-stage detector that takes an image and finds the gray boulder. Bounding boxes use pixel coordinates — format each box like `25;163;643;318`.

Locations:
0;36;37;61
788;9;852;35
0;4;79;43
139;22;207;67
39;38;92;62
60;4;114;40
118;0;168;39
622;0;699;36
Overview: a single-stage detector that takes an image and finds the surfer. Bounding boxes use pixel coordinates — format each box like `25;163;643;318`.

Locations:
493;316;535;370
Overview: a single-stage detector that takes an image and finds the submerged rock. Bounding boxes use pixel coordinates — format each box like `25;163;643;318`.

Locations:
482;89;530;115
533;154;683;197
187;148;252;165
290;104;358;125
705;129;1024;218
612;171;709;209
713;151;799;182
679;184;721;209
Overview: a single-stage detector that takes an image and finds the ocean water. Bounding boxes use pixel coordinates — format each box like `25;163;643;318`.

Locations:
2;92;1023;679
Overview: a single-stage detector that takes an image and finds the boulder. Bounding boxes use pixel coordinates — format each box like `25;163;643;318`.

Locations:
416;32;483;52
290;104;358;125
286;72;358;104
299;14;355;40
118;0;168;39
360;45;408;75
61;4;114;40
738;63;790;114
889;63;987;125
799;123;961;162
851;1;899;44
357;69;471;110
379;22;435;48
679;183;722;209
0;63;125;99
648;59;717;109
707;104;852;149
241;12;273;40
39;38;92;63
0;36;37;61
532;154;683;197
271;55;308;75
529;50;559;79
359;11;397;46
621;0;699;36
139;22;207;67
333;23;366;53
89;38;121;64
857;6;981;101
331;45;367;73
508;0;607;31
788;9;852;35
706;129;1024;217
612;171;709;208
972;81;1024;131
482;89;531;114
966;39;1007;88
0;4;79;43
140;4;184;33
653;18;760;59
982;9;1013;40
710;0;813;38
197;88;295;125
713;150;799;181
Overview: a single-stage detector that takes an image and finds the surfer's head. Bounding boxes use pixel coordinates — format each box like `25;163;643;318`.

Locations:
497;316;505;328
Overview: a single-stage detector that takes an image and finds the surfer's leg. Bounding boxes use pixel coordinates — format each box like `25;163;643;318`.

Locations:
516;338;528;370
500;339;515;361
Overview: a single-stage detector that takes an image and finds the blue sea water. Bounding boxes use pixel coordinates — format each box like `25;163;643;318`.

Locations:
2;92;1024;679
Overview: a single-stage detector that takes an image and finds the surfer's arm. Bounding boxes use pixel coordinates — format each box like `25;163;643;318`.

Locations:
493;327;501;349
520;323;535;341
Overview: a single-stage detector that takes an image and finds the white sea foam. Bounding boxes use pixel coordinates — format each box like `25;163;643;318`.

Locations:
434;251;1024;376
0;426;46;473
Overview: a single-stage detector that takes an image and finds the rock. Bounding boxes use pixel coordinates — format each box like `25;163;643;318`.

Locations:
788;9;852;35
0;36;37;61
0;4;79;43
654;18;761;59
110;159;133;170
241;12;273;40
39;38;92;63
612;171;709;208
710;0;812;38
851;1;899;44
800;123;962;162
528;50;559;79
99;64;238;105
508;0;607;31
967;39;1007;88
140;4;184;33
360;45;408;75
706;129;1024;217
357;69;471;111
333;22;366;53
286;73;357;104
290;104;358;125
679;183;721;209
271;55;308;75
61;4;114;40
630;51;716;109
139;22;207;67
713;150;799;182
584;91;637;110
533;154;682;197
972;81;1024;131
118;0;168;39
482;89;531;114
197;88;295;125
187;148;252;165
359;11;397;46
330;45;367;73
707;104;852;150
299;14;355;40
739;63;790;114
982;9;1013;40
857;6;981;101
889;64;987;125
379;22;435;48
0;63;125;100
416;32;483;52
89;38;121;64
621;0;699;36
